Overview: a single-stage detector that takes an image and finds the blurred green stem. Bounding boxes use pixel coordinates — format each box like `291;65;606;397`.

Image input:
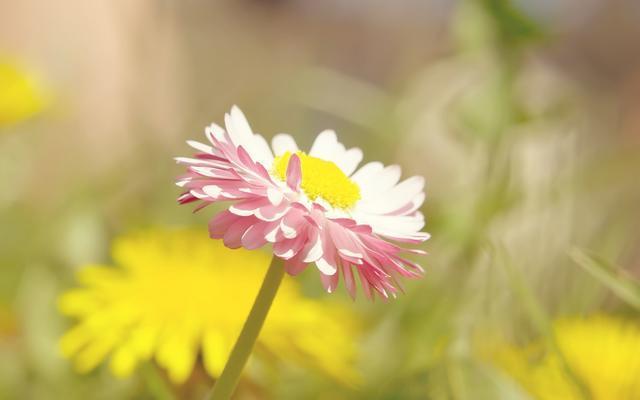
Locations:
570;248;640;311
206;256;285;400
142;363;177;400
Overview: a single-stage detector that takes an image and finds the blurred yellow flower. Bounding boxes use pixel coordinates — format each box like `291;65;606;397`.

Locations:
0;61;47;127
58;228;358;384
0;304;18;339
494;315;640;400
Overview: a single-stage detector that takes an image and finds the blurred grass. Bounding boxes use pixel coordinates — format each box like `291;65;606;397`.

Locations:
570;249;640;311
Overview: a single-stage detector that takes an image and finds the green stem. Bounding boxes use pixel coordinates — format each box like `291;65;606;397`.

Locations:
142;363;177;400
206;256;285;400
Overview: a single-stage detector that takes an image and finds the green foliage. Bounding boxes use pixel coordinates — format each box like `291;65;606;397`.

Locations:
481;0;545;49
571;249;640;311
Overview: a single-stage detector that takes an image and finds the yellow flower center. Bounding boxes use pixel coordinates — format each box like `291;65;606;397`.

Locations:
273;151;361;209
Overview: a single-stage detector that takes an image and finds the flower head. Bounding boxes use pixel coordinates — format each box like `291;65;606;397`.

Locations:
492;315;640;400
176;106;429;299
0;61;47;127
58;228;358;384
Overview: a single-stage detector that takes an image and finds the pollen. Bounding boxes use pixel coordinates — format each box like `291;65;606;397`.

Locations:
273;151;361;209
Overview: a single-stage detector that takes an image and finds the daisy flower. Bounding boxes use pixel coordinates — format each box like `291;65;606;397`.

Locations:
492;315;640;400
58;228;358;385
176;106;429;299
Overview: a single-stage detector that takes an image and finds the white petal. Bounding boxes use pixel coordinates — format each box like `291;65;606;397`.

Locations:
267;188;283;206
308;130;364;176
377;230;431;242
277;249;295;259
389;175;425;201
265;225;279;243
250;133;274;166
227;105;254;146
206;123;227;143
338;147;363;176
315;257;337;275
228;205;256;216
203;185;222;198
358;176;425;214
255;207;289;222
351;162;384;186
221;191;239;199
309;130;340;160
191;190;209;199
191;166;219;177
174;157;215;166
360;165;402;198
271;133;299;156
221;107;274;166
187;140;213;154
338;248;363;259
353;212;425;235
409;192;426;213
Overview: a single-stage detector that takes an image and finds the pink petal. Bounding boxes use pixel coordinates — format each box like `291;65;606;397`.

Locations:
284;255;308;276
241;223;269;250
342;264;357;299
229;198;270;216
208;210;241;238
255;202;289;222
223;217;258;249
286;153;301;191
320;272;339;293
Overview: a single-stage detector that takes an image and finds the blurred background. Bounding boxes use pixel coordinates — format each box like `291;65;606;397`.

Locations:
2;0;640;399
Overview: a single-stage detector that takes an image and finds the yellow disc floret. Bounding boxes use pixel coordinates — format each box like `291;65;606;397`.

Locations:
273;151;361;209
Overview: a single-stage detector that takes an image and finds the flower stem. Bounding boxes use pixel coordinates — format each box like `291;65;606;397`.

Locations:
206;256;285;400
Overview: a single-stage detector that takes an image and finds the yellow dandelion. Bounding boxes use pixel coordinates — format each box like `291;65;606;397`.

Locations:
493;315;640;400
58;228;359;385
0;60;48;127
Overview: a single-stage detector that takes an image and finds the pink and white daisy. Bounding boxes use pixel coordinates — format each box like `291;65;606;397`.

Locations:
176;106;429;299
